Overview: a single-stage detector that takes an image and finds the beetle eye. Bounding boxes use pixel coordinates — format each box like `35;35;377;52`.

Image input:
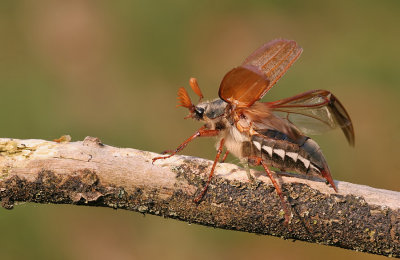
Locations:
194;107;205;117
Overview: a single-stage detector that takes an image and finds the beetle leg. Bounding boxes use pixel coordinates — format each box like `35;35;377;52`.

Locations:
152;126;219;164
242;162;255;182
193;138;225;203
220;150;229;163
161;150;174;155
248;156;291;225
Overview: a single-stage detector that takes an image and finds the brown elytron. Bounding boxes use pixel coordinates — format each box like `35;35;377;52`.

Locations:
153;39;355;224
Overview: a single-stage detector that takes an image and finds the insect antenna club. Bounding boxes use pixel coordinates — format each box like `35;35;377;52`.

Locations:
152;39;355;224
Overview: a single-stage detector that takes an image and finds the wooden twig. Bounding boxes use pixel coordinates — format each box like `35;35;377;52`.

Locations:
0;137;399;257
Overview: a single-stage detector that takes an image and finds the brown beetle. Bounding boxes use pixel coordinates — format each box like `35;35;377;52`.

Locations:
153;39;355;223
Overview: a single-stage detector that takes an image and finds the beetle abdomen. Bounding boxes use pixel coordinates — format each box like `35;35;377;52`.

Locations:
248;129;329;177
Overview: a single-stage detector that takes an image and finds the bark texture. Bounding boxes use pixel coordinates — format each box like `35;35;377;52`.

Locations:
0;137;399;257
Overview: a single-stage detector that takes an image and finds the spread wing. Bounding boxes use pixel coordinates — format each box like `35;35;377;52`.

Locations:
267;89;355;146
219;39;303;107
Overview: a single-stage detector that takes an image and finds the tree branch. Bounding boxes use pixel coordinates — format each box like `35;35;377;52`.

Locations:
0;137;399;257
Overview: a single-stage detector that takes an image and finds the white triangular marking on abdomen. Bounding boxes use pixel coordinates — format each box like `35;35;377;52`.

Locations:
286;152;298;162
252;141;261;151
298;155;310;168
273;149;285;160
262;145;273;157
309;164;320;173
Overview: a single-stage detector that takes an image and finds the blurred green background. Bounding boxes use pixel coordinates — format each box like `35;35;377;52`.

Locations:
0;0;399;259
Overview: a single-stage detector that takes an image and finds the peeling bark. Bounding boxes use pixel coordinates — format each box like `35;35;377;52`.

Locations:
0;137;399;257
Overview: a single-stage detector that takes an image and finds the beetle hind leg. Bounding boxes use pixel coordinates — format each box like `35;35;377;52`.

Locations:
248;156;291;225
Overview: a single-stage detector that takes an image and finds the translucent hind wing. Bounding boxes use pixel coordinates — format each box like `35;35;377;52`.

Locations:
268;89;355;146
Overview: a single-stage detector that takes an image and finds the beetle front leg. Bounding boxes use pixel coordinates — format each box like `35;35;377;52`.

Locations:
152;126;219;164
193;138;225;203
